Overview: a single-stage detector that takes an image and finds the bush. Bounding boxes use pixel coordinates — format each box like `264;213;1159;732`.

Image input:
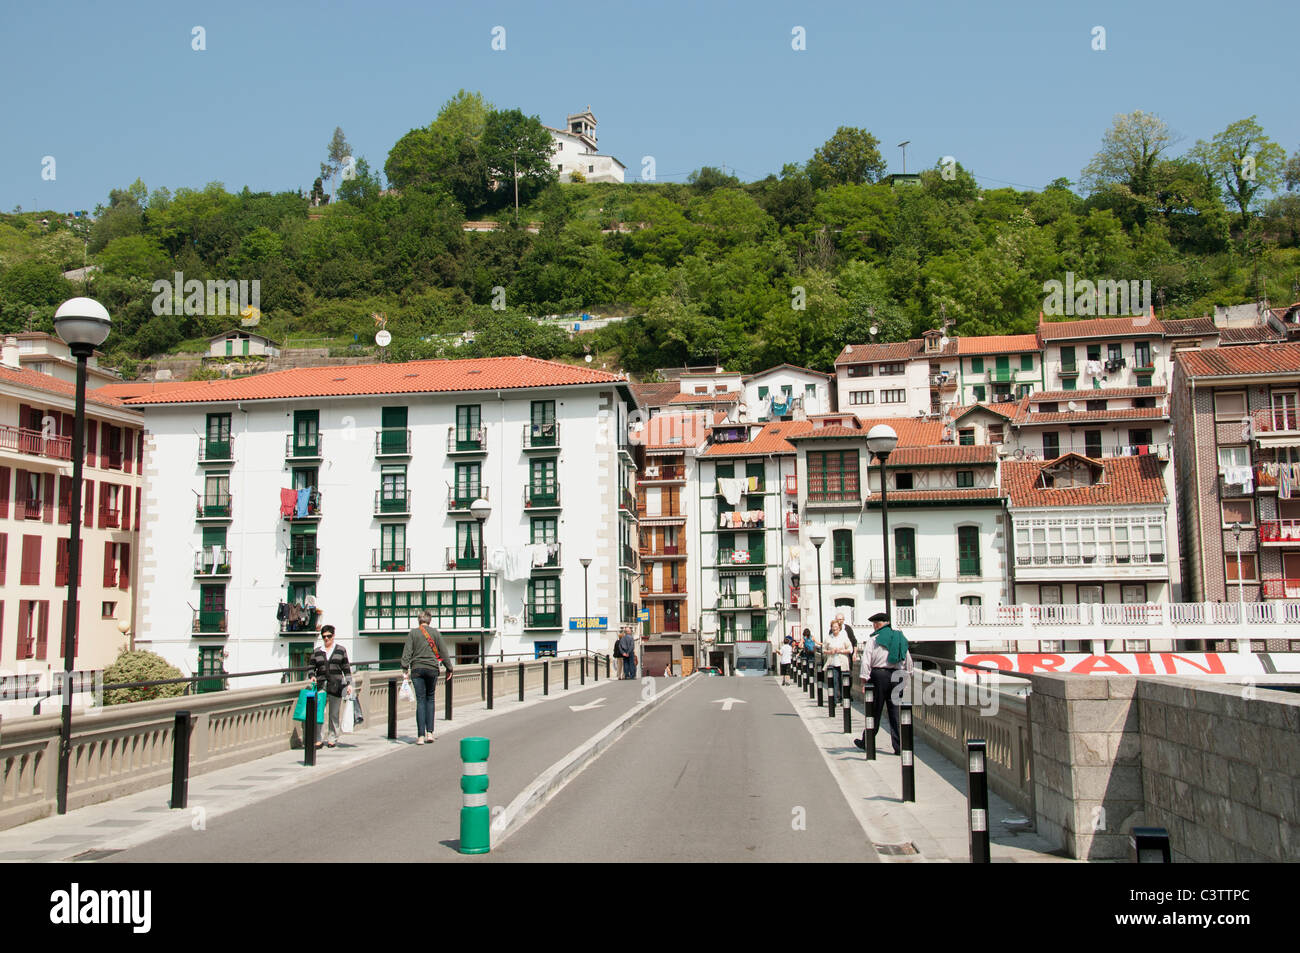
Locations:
102;650;187;705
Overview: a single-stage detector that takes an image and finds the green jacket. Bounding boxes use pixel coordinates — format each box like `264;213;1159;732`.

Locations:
402;625;455;674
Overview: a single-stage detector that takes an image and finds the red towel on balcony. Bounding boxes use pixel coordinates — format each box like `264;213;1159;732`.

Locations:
279;488;297;517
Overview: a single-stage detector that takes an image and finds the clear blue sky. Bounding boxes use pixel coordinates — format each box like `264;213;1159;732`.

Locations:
2;0;1297;212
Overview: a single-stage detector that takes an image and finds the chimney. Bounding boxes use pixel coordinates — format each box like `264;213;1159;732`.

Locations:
1;335;19;369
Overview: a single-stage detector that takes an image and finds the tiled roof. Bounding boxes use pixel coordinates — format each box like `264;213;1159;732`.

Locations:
630;381;681;408
702;420;812;456
868;487;1003;503
0;364;130;410
786;424;866;441
949;402;1018;422
833;340;924;366
97;380;196;401
1177;343;1300;378
1028;386;1166;403
1037;316;1161;341
887;445;998;466
954;334;1039;355
744;363;832;381
119;357;625;405
1160;317;1217;337
1001;455;1167;507
668;392;740;405
642;411;711;450
1217;326;1283;346
1014;408;1168;425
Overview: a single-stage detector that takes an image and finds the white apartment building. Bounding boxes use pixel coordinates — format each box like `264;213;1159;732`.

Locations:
546;108;626;184
742;365;833;420
2;333;120;388
1037;315;1169;394
117;357;639;687
1;362;144;716
833;338;936;418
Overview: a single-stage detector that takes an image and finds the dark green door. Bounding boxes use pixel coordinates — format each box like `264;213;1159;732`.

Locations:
894;527;916;577
531;401;556;446
530;459;556;504
381;406;407;454
995;355;1010;383
293;410;319;455
456;405;481;449
958;525;980;576
197;646;226;693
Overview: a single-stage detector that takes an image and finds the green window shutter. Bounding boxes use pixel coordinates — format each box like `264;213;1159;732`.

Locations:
716;462;734;479
1063;378;1076;391
201;526;226;548
758;386;769;400
958;525;980;576
1021;354;1033;371
1060;346;1076;368
973;386;986;403
832;529;853;577
971;357;984;373
894;527;916;576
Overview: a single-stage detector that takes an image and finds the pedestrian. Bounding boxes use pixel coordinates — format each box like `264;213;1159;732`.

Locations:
779;635;793;685
309;625;352;748
402;609;455;745
835;611;857;653
822;619;853;706
854;611;913;756
616;627;636;680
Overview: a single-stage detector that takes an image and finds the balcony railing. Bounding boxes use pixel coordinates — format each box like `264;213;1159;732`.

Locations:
785;511;800;531
621;543;637;567
199;437;232;464
284;489;322;520
524;604;563;628
718;548;764;566
717;592;767;610
1254;408;1300;435
636;504;685;519
984;368;1019;384
1058;362;1079;378
1259;520;1300;543
524;484;561;508
640;463;684;481
1262;578;1300;599
196;492;233;519
193;609;228;634
641;581;687;596
1104;443;1170;459
711;627;753;644
446;428;486;454
99;506;121;529
448;486;488;511
717;477;765;495
286;548;321;573
371;548;410;572
868;557;941;581
640;543;682;557
785;474;797;495
375;489;411;516
194;550;232;576
523;422;559;449
444;545;481;571
621;603;640;625
620;487;637;512
806;479;860;504
535;542;561;570
286;434;323;460
376;428;412;457
0;423;71;461
1013;551;1166;568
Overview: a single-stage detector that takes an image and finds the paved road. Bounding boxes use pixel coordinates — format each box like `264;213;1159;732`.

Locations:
108;677;661;863
489;675;880;862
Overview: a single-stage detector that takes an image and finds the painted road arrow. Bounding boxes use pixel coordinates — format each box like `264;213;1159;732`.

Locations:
713;697;746;712
569;698;607;712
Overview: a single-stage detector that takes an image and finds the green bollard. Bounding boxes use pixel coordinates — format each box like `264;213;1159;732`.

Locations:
459;736;491;854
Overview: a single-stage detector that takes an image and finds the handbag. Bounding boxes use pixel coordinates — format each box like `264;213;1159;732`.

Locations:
292;687;327;724
420;625;447;671
341;697;355;733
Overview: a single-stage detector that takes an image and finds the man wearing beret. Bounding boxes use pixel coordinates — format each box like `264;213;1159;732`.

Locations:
854;611;912;756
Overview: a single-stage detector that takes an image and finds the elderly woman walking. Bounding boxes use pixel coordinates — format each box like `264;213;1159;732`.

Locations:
402;610;456;744
822;618;853;707
309;625;353;748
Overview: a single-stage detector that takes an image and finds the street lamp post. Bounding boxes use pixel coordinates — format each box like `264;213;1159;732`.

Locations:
866;425;899;618
470;498;492;699
809;531;826;653
581;558;592;670
53;297;111;815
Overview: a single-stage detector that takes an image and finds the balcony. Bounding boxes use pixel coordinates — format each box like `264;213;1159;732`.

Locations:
620;487;637;513
868;557;941;582
446;428;486;455
1259;520;1300;544
524;604;563;629
639;463;685;482
444;545;481;571
717;548;765;567
621;542;637;568
523;422;560;451
984;368;1019;384
641;581;687;598
1253;408;1300;444
1103;442;1170;460
285;434;323;462
195;492;233;520
374;489;411;517
199;437;232;465
717;592;767;610
711;627;753;644
639;544;685;560
785;474;797;495
1013;550;1166;577
719;510;765;529
524;484;561;510
286;548;321;575
193;609;228;635
621;603;640;625
194;550;232;578
717;477;765;495
533;542;562;571
805;479;860;506
1058;363;1079;378
98;506;121;529
448;486;489;512
0;423;71;463
1262;577;1300;599
376;428;412;458
789;583;799;607
371;548;410;572
284;489;322;521
785;511;800;531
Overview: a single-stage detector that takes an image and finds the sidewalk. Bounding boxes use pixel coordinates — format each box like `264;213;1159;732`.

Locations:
0;677;619;863
783;681;1074;863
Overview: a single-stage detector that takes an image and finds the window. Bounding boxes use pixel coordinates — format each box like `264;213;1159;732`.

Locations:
1084;431;1102;458
380;524;406;569
1137;376;1152;388
102;601;117;619
880;389;905;403
455;405;481;448
879;363;905;376
972;385;986;403
1063;377;1076;391
806;451;860;502
1108;342;1123;363
849;364;874;377
454;462;481;503
206;413;232;459
958;526;980;575
529;458;558;503
1217;446;1250;471
380;466;407;510
454;521;482;568
1042;432;1060;458
530;401;557;445
1129;428;1153;447
203;472;230;515
1214;391;1246;421
292;410;319;454
988;424;1004;445
956;470;974;488
20;535;40;585
958;429;975;446
849;391;874;405
197;646;226;694
1225;553;1257;581
893;527;916;575
1020;354;1033;371
1221;500;1254;526
832;529;854;578
1015;384;1033;399
895;472;914;490
971;357;984;373
1086;344;1101;362
1134;342;1152;367
1039;402;1059;413
1060;346;1076;370
1086;399;1107;412
1134;397;1156;409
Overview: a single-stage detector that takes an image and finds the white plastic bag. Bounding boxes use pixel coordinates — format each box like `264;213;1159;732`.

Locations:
398;678;414;703
341;697;355;733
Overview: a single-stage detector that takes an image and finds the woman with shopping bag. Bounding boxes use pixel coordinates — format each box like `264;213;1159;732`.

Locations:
401;610;455;744
309;625;353;747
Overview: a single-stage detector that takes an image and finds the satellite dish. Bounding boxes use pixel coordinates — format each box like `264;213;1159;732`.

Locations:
584;354;592;363
375;330;392;347
940;336;950;349
1151;344;1160;355
845;345;854;355
869;325;879;336
1067;400;1078;411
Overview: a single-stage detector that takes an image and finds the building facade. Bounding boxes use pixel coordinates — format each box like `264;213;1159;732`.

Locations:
546;108;626;184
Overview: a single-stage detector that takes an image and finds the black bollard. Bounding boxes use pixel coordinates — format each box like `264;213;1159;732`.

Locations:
487;665;494;710
828;668;837;717
170;711;191;809
842;671;852;734
581;656;586;685
387;679;397;740
445;671;453;722
594;653;600;682
304;693;317;766
967;739;990;863
900;699;914;802
564;658;570;690
863;683;876;760
817;666;824;708
518;661;525;702
605;655;611;678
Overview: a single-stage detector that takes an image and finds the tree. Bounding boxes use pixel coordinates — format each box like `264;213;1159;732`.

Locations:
1080;110;1178;201
336;157;383;208
1189;116;1288;228
321;127;353;201
807;127;887;189
102;649;186;705
1286;146;1300;191
386;91;493;211
687;166;740;193
480;108;558;215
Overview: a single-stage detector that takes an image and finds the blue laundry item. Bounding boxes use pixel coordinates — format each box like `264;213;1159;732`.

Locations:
296;487;311;518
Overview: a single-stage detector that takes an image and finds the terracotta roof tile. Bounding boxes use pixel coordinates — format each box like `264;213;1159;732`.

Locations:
702;420;812;456
786;424;866;441
668;391;740;404
119;356;625;405
630;381;681;408
887;445;998;466
1037;315;1161;341
954;334;1039;355
851;416;946;447
833;340;925;365
949;402;1018;422
1002;455;1166;507
867;487;1003;503
1177;343;1300;378
0;365;131;410
1028;386;1166;402
1014;408;1168;425
1160;317;1217;337
1217;326;1283;345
